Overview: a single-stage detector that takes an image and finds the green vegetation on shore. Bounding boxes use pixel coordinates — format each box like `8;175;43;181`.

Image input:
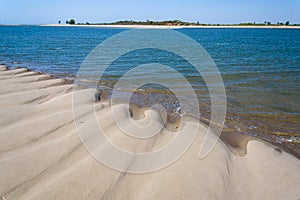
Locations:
66;19;300;26
66;19;76;24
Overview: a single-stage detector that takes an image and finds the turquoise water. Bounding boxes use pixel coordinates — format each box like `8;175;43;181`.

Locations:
0;25;300;145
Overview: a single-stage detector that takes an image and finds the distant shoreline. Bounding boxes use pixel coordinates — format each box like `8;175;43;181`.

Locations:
1;24;300;29
42;24;300;29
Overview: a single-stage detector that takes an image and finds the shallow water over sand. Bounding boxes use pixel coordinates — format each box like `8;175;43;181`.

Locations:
0;26;299;147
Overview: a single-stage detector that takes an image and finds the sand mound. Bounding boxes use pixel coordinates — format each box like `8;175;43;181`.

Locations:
0;66;299;200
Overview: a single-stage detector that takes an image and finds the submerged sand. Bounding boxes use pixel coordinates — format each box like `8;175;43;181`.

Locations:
0;65;299;200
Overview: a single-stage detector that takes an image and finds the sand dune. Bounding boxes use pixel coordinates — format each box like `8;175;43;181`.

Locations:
0;65;299;200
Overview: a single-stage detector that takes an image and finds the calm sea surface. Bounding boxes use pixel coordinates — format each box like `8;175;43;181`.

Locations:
0;26;299;147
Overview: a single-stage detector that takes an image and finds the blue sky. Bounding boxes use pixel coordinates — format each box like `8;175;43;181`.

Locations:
1;0;299;24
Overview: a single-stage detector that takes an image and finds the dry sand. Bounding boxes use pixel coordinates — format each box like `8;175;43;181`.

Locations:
0;65;299;200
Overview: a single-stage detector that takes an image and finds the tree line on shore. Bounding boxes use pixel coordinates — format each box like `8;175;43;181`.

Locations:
60;19;300;26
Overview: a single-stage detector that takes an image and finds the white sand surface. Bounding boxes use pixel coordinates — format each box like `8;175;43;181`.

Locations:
0;66;299;200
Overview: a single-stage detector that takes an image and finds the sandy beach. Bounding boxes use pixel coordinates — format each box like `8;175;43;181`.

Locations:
0;65;299;199
41;24;300;29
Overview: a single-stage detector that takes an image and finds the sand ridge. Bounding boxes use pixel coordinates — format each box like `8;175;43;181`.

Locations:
0;65;299;200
